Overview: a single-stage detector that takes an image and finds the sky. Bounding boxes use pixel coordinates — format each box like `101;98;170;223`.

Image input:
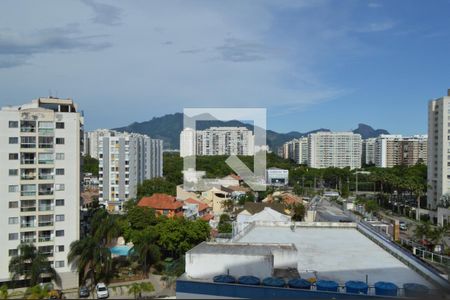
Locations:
0;0;449;134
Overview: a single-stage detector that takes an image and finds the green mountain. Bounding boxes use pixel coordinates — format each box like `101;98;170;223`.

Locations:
113;113;388;150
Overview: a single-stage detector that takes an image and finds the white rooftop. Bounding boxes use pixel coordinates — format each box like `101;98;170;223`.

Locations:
234;224;433;288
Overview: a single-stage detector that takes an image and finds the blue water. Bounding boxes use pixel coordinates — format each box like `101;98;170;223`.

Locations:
110;245;132;256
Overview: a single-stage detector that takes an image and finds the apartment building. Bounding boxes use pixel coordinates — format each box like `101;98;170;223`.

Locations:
308;132;362;169
281;137;308;165
374;135;427;168
0;97;82;288
97;130;163;211
427;90;450;210
362;138;376;165
180;127;254;157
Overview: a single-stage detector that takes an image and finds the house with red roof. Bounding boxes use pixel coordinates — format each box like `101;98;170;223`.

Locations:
183;197;212;220
138;193;184;218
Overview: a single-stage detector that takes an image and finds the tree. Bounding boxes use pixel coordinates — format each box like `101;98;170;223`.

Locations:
127;282;154;300
429;224;450;246
9;244;59;287
414;221;432;242
90;210;121;246
292;203;306;221
340;180;349;198
137;177;176;199
82;155;99;176
218;214;232;233
293;184;304;196
131;228;161;278
364;200;379;215
238;192;255;205
68;237;112;286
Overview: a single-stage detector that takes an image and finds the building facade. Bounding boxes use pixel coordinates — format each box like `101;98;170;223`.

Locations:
180;127;254;157
281;137;308;165
0;97;82;288
308;132;362;169
362;138;376;165
97;130;163;211
374;135;427;168
427;90;450;210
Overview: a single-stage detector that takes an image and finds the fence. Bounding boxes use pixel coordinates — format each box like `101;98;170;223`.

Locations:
414;248;450;268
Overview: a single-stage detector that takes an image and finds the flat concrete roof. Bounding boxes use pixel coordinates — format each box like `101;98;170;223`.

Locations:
235;225;433;288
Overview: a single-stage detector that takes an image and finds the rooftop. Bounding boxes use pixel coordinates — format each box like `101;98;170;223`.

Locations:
234;223;433;288
138;193;183;210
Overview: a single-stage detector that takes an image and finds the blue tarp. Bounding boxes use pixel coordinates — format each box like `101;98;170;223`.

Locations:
403;283;429;297
316;280;339;292
213;275;236;284
374;281;398;296
262;277;285;287
238;276;260;286
345;281;368;294
288;278;311;290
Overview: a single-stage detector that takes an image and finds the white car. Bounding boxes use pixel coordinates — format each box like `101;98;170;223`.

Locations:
95;283;109;299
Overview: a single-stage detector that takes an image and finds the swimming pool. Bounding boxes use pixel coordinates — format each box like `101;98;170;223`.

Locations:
109;245;132;256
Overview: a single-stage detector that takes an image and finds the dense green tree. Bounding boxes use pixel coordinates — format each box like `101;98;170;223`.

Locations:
364;200;379;215
9;244;59;287
218;214;233;233
238;192;255;205
127;206;158;230
24;285;50;300
137;177;176;199
340;180;350;198
0;284;9;300
293;184;304;196
82;155;99;176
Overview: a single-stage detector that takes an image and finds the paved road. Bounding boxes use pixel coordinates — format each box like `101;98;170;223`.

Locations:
315;198;352;222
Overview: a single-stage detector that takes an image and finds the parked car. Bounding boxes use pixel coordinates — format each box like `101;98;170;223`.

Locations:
399;221;407;231
95;283;109;299
79;286;90;298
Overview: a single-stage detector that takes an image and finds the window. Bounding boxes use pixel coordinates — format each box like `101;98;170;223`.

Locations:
9;121;18;128
9;249;18;257
55;184;65;191
8;185;19;192
55;168;64;175
55;230;64;237
55;122;65;129
9;137;18;144
9;201;18;208
55;261;65;268
55;215;65;222
9;153;18;160
56;153;65;160
9;169;18;176
56;245;65;252
55;138;65;145
21;136;36;148
55;199;64;206
8;217;18;225
8;233;18;240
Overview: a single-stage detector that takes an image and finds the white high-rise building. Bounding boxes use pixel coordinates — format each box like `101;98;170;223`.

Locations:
180;127;254;157
308;132;362;169
97;130;163;211
0;97;82;288
427;90;450;210
281;137;308;164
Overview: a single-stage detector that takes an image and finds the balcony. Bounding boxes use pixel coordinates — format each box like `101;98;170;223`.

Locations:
21;191;36;197
38;184;53;196
20;127;36;133
21;143;36;149
38;247;54;256
21;174;36;180
38;128;54;136
21;159;36;165
21;222;36;228
38;174;54;180
21;206;36;212
38;159;54;165
21;238;36;243
38;221;54;227
38;232;54;242
38;204;53;212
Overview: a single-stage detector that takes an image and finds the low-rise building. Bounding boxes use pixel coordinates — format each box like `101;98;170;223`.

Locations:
266;168;289;186
137;193;183;218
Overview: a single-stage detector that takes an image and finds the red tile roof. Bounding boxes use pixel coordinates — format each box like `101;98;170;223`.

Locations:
184;198;210;212
201;213;214;221
138;193;183;210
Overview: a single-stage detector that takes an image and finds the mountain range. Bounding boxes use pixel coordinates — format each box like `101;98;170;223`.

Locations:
113;113;389;150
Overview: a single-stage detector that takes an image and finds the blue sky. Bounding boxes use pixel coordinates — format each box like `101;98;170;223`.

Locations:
0;0;449;135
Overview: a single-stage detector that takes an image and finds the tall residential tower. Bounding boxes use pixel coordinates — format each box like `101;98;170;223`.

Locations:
0;97;82;288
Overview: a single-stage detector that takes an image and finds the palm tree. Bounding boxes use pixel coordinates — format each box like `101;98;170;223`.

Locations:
414;221;432;242
90;210;121;246
8;244;59;287
68;237;112;287
131;229;161;278
127;282;154;300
